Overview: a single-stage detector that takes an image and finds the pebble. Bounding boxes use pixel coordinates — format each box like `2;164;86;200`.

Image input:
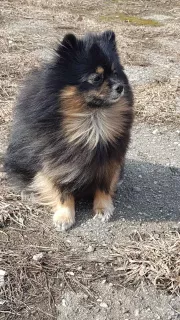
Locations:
153;129;159;135
32;252;44;261
100;302;108;309
77;266;83;271
62;299;66;307
134;186;141;192
86;245;95;253
134;309;139;317
66;271;74;276
0;270;6;288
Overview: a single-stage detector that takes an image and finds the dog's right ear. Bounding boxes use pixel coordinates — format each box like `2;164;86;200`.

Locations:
56;34;79;58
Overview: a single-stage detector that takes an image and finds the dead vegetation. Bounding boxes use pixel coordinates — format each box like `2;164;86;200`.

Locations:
1;211;180;319
0;187;179;318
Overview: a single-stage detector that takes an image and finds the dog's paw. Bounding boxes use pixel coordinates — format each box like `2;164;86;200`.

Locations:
94;203;114;222
53;207;75;231
93;192;114;222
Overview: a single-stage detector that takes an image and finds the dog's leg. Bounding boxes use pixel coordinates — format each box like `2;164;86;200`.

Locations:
93;163;122;221
32;172;75;231
93;190;114;222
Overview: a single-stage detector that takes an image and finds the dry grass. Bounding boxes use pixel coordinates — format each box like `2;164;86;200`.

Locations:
135;78;180;124
0;186;179;318
1;218;180;319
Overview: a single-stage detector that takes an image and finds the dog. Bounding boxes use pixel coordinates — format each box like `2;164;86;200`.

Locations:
4;30;134;231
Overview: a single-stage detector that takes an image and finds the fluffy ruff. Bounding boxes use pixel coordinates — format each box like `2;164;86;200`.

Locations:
4;30;134;230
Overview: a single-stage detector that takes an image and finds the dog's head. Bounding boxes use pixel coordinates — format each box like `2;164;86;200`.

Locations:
56;31;132;108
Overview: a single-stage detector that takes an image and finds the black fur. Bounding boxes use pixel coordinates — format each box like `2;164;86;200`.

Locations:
4;31;133;198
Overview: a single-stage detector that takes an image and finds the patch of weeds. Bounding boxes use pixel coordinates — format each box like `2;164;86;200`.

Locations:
100;13;161;26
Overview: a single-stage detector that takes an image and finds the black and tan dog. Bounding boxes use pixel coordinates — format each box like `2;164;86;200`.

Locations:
4;31;134;231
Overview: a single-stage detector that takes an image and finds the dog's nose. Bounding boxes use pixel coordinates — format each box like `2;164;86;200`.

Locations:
114;84;124;94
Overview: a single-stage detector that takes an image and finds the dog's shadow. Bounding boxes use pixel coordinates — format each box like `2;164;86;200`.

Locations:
75;159;180;226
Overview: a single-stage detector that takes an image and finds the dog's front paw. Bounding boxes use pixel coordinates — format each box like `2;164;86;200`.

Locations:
94;205;114;222
53;207;75;231
93;191;114;222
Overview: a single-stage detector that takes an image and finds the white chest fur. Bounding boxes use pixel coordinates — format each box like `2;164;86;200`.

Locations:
64;104;128;150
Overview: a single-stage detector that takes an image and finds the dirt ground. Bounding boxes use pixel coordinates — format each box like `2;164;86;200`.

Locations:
0;0;180;319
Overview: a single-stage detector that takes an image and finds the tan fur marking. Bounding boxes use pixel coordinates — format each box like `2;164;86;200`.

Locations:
32;172;61;209
97;80;109;97
93;190;112;209
100;160;122;195
93;190;114;221
61;86;132;150
32;172;75;230
61;86;78;98
96;66;104;74
53;195;75;230
61;86;85;115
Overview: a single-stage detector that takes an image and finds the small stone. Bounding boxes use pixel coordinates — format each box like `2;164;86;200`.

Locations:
135;309;139;317
101;279;106;284
77;266;83;271
100;302;108;309
0;270;6;288
86;245;94;253
134;186;141;192
138;174;142;178
153;129;159;135
66;271;74;276
62;299;66;307
32;252;44;261
154;180;158;184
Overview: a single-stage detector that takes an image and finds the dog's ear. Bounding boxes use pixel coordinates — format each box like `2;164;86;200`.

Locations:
62;33;78;49
56;34;79;58
102;30;116;49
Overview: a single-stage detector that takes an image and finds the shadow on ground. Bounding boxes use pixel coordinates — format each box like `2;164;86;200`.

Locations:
75;159;180;226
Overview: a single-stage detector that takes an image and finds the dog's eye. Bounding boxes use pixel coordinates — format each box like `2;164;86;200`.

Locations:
93;74;102;83
88;74;103;85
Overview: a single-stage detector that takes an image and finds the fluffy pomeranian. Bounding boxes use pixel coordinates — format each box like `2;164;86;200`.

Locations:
5;30;134;231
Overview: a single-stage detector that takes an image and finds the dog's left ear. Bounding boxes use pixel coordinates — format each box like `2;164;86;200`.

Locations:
56;33;79;58
102;30;116;49
62;33;78;49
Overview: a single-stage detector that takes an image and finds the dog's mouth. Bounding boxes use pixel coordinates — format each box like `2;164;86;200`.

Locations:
86;94;122;108
85;85;125;108
107;95;121;104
